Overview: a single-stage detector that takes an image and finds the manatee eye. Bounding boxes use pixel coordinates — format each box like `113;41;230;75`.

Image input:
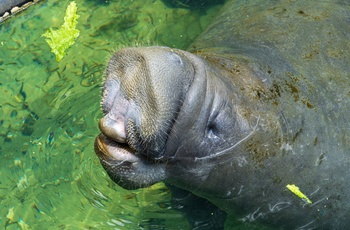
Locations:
207;122;221;141
206;103;232;142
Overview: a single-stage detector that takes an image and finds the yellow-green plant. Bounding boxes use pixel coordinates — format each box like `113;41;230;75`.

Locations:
286;184;312;204
42;1;80;62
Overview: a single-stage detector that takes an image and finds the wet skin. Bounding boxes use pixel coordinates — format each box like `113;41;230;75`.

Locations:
95;0;350;229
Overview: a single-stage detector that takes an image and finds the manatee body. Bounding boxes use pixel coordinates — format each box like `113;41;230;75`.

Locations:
94;0;350;229
0;0;30;15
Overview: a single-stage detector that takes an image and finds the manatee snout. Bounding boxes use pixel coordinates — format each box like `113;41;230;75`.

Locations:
95;47;198;186
98;80;129;144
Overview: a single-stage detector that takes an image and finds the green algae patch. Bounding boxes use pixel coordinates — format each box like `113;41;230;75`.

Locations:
42;1;80;62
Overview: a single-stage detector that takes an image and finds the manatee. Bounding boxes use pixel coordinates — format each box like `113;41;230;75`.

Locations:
94;0;350;229
0;0;30;15
162;0;224;9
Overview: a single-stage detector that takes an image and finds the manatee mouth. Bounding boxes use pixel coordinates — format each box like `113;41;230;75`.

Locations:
94;133;161;165
94;133;166;189
95;134;136;162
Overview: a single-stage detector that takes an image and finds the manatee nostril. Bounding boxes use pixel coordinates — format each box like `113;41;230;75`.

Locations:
99;115;127;143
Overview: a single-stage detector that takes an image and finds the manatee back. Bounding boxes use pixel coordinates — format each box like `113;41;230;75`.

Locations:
189;0;350;92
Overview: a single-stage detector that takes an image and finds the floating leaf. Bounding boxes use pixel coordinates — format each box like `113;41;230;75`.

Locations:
286;184;312;204
42;1;80;61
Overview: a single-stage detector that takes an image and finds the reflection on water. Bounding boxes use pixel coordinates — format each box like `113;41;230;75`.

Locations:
0;0;222;228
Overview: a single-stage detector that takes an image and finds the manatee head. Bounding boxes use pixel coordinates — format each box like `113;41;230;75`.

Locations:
94;46;280;201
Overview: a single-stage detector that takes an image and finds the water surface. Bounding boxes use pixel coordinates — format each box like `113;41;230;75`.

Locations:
0;0;222;228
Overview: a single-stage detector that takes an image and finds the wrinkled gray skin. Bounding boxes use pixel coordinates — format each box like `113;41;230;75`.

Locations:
0;0;30;15
94;0;350;229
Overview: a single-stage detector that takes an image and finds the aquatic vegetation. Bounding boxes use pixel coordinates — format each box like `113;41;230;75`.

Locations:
1;0;220;228
286;184;312;204
42;1;80;61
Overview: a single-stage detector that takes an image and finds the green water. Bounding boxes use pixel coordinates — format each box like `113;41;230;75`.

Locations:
0;0;223;229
